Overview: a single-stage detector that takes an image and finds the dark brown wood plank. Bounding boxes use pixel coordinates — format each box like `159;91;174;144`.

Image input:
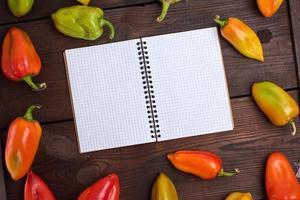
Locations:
0;0;156;25
289;0;300;85
0;142;6;200
2;90;299;200
0;0;297;129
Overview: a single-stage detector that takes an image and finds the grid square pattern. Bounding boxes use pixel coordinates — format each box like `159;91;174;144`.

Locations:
64;27;233;153
64;39;154;153
143;27;234;141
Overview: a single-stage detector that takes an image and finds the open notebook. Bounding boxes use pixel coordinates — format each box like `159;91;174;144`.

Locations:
64;27;234;153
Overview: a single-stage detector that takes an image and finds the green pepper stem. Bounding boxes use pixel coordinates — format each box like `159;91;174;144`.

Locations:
214;15;228;28
217;168;240;177
23;105;41;121
157;0;181;22
23;75;47;91
100;19;115;40
289;120;296;136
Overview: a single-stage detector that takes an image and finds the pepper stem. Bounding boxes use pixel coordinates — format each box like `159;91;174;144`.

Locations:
289;120;297;136
23;105;41;121
157;0;181;22
100;19;115;40
214;15;228;28
217;168;240;177
23;75;46;91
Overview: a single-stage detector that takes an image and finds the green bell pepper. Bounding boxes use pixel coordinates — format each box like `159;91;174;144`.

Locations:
157;0;182;22
8;0;34;17
151;173;179;200
51;5;115;40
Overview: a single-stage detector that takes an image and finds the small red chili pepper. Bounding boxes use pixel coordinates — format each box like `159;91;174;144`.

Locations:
167;150;239;180
266;152;300;200
24;171;56;200
1;27;46;91
77;173;120;200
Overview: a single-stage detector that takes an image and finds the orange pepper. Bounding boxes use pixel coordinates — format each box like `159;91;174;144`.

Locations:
252;81;299;135
266;152;300;200
1;27;46;91
257;0;284;18
167;150;239;180
5;105;42;181
214;16;264;62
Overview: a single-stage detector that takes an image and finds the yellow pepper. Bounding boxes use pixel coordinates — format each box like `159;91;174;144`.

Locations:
214;15;264;62
151;173;179;200
252;81;299;135
77;0;90;5
226;192;253;200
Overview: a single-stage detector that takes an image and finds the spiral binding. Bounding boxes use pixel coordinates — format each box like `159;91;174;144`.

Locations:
137;39;160;140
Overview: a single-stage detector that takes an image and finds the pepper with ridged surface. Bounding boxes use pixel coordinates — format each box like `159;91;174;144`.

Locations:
1;27;46;91
51;5;115;40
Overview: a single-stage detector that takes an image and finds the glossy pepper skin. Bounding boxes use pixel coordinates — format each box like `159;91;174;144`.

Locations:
7;0;34;17
77;0;90;5
77;173;120;200
51;5;115;41
257;0;284;17
252;81;299;135
167;150;239;180
266;152;300;200
25;171;56;200
214;16;264;62
1;27;46;91
5;105;42;181
226;192;253;200
151;173;179;200
157;0;181;22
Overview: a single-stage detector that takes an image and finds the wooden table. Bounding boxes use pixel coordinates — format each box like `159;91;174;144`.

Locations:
0;0;300;199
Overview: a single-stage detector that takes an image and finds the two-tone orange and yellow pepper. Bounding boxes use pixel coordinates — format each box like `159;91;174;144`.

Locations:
5;105;42;180
214;16;264;62
257;0;284;17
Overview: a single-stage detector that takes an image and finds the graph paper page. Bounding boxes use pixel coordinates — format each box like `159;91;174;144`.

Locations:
143;27;234;141
64;39;154;153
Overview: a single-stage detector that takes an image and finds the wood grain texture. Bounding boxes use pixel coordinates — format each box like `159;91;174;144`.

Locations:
0;142;6;200
0;0;156;25
1;0;299;199
289;0;300;85
0;0;297;129
1;90;300;200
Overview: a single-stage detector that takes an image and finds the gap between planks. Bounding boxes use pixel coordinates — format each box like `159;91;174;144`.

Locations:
0;1;158;26
0;87;298;132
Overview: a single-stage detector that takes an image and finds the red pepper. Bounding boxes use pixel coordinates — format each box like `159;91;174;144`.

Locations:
5;105;42;180
77;173;120;200
266;152;300;200
1;27;46;91
24;171;56;200
167;150;239;180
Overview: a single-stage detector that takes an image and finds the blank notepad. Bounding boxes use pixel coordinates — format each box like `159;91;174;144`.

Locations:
64;27;234;153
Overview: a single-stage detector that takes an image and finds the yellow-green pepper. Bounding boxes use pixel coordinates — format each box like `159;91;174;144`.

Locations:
252;81;299;135
51;5;115;40
8;0;34;17
151;173;179;200
77;0;90;5
226;192;253;200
